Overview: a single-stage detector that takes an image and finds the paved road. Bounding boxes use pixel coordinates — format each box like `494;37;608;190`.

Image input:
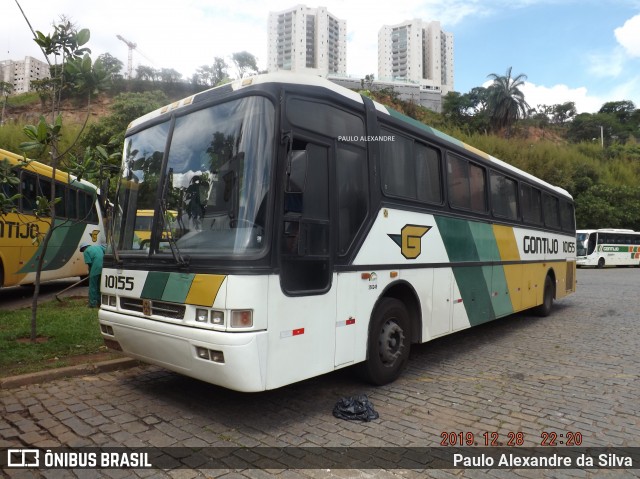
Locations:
0;278;89;311
1;268;639;478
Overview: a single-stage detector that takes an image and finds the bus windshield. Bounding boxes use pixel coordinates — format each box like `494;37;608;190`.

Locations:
576;232;589;256
113;96;275;258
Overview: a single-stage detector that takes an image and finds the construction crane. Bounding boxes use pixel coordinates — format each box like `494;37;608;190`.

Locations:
116;34;137;80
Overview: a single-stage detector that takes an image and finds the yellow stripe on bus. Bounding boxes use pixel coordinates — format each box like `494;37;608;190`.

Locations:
185;274;226;307
492;225;523;312
492;225;520;261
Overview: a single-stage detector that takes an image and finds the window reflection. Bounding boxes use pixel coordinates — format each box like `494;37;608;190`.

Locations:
113;96;274;258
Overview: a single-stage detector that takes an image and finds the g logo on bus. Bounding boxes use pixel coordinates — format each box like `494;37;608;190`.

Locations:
142;300;152;316
388;224;431;259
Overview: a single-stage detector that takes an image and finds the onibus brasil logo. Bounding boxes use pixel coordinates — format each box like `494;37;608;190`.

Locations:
388;225;431;259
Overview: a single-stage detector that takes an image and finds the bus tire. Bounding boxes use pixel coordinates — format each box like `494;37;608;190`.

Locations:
597;257;605;268
360;298;411;386
534;275;554;317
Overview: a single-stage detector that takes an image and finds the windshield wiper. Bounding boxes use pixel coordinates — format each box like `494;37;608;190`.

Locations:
160;168;188;266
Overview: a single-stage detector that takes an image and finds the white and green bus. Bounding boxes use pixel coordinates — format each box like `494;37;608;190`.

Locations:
0;148;106;288
99;73;576;392
576;229;640;268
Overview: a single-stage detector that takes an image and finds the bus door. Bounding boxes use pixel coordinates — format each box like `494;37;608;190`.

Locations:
431;268;467;336
270;138;338;386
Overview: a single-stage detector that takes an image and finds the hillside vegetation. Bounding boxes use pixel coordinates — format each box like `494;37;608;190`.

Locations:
1;80;639;230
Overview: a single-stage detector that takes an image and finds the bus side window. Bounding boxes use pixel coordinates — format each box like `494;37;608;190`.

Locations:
78;191;99;224
20;172;38;214
1;168;18;208
543;193;560;229
446;154;487;213
337;143;367;255
55;183;67;218
520;183;543;225
560;200;575;232
67;189;78;219
284;150;306;214
490;171;518;220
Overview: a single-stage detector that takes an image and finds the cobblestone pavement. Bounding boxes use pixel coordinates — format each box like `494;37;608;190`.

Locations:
1;269;639;478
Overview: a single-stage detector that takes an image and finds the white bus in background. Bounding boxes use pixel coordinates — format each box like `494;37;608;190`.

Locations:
576;229;640;268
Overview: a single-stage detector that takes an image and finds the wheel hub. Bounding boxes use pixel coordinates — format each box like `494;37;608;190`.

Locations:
379;320;405;365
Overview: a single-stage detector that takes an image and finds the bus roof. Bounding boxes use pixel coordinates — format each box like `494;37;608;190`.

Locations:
0;147;98;193
127;72;572;200
577;228;637;233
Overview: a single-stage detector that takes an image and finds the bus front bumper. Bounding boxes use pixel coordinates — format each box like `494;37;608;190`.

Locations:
98;309;268;392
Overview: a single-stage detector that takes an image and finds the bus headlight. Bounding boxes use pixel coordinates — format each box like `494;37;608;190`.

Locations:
195;308;209;322
102;294;117;307
230;310;253;328
211;310;225;326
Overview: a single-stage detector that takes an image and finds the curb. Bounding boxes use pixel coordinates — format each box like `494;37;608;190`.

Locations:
0;358;141;390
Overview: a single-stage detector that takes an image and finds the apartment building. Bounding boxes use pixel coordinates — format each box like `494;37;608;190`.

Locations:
378;19;454;94
0;56;50;94
268;5;346;76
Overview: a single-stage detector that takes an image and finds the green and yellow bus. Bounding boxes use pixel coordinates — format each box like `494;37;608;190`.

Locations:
99;73;576;391
0;148;105;287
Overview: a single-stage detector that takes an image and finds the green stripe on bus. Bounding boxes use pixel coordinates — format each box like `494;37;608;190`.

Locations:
469;223;514;317
434;216;479;262
436;216;515;324
489;265;514;318
141;272;170;300
162;273;195;303
452;265;494;326
468;222;501;261
18;221;87;273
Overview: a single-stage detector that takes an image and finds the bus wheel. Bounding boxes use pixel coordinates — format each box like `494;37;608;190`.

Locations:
361;298;411;386
534;275;554;317
597;257;605;268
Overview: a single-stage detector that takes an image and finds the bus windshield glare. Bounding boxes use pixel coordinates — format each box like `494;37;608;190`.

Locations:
113;96;275;258
576;232;589;256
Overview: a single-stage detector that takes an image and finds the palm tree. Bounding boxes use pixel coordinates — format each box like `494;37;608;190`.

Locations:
486;67;530;136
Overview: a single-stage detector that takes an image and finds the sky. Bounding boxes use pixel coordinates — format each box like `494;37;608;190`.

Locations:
2;0;640;114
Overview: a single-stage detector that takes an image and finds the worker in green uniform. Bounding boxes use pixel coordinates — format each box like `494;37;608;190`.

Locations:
80;243;106;308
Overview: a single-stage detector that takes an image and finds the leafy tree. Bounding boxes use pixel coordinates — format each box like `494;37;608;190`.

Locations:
0;81;13;126
360;74;375;90
10;15;111;341
575;184;640;229
81;90;169;159
467;87;490;116
486;67;530;136
231;51;259;78
135;65;157;82
568;112;621;145
211;57;230;85
192;57;230;87
159;68;182;84
442;88;490;133
33;18;91;114
29;77;56;109
599;101;636;124
442;91;473;125
95;52;124;79
552;102;577;125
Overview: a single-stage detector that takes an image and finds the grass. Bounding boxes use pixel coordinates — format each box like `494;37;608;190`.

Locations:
0;298;118;377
